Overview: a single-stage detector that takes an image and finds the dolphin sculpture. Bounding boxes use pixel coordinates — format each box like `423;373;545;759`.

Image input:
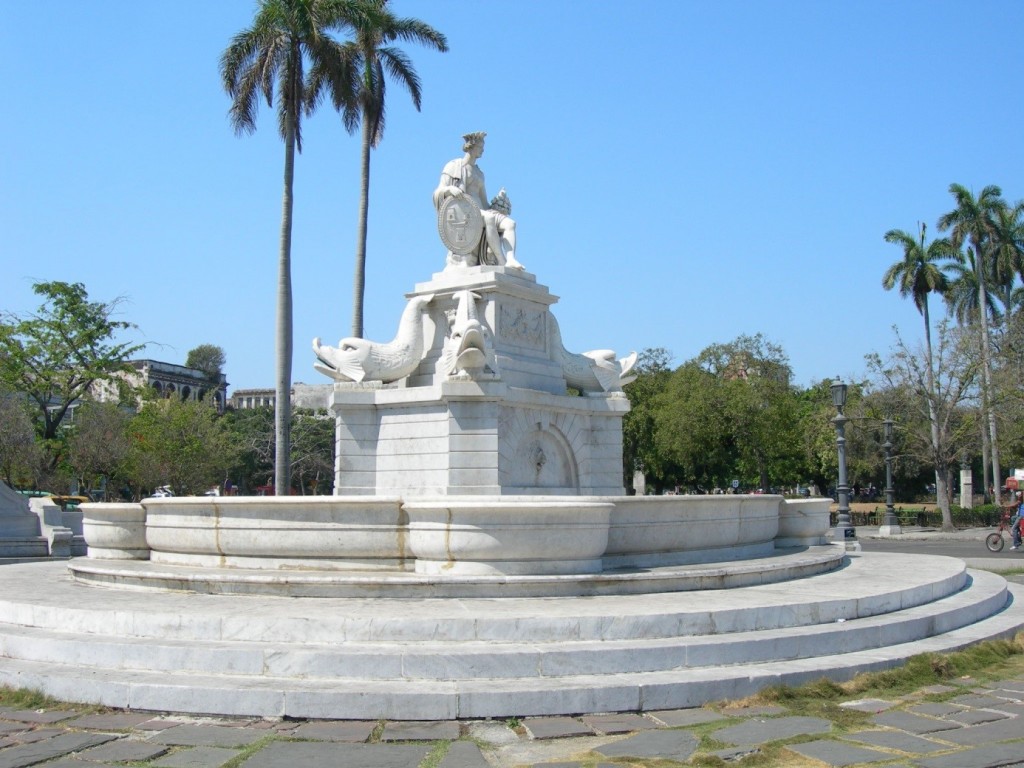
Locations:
548;313;637;394
442;290;488;376
313;294;434;383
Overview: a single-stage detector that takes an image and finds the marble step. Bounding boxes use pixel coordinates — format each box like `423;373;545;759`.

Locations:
67;545;846;598
0;568;1009;683
7;553;969;644
1;583;1022;720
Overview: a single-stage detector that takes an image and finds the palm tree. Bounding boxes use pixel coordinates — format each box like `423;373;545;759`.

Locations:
220;0;353;495
938;183;1006;503
883;223;955;526
331;0;447;338
990;201;1024;324
943;247;1002;327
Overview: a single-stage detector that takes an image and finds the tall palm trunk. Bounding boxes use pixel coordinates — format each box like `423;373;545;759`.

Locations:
981;416;992;502
976;260;1001;504
275;116;296;496
351;114;371;338
922;299;953;529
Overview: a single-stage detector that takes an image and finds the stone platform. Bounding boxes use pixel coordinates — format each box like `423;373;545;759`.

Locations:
67;544;844;598
1;551;1023;720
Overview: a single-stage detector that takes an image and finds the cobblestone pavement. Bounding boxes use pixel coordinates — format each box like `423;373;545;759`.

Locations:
6;674;1024;767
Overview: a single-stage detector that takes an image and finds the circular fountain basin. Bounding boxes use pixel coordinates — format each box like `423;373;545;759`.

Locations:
776;497;832;546
80;503;149;560
404;498;613;575
603;494;782;568
142;496;410;570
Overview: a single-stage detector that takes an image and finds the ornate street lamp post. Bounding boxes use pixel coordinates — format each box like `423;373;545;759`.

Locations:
879;417;902;535
831;379;856;545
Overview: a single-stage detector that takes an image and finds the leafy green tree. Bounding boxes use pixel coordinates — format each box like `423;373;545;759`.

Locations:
0;282;143;456
290;409;334;494
186;344;226;382
331;0;447;338
223;406;332;494
938;183;1007;502
126;399;238;497
622;348;678;492
221;0;352;495
66;401;132;500
654;335;802;492
0;388;41;488
867;321;978;529
224;407;276;493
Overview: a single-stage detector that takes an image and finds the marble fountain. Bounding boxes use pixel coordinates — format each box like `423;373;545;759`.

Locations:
0;132;1022;720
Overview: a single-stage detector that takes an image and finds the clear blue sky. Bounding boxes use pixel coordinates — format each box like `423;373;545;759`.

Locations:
2;1;1022;392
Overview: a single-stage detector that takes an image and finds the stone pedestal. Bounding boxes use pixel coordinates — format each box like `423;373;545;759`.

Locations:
331;267;630;497
332;379;628;496
0;481;48;558
960;468;973;509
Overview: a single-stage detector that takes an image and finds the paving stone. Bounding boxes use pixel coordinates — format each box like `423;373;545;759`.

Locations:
994;680;1024;693
646;708;725;727
238;741;431;768
948;709;1010;725
436;740;490;767
31;761;122;768
844;729;947;754
289;720;376;742
148;724;266;747
785;738;894;766
930;715;1024;746
2;709;79;724
580;713;655;734
78;738;171;762
712;716;832;745
137;717;191;731
0;725;27;737
950;694;1011;709
151;745;243;768
380;720;460;742
6;727;63;744
839;698;898;713
871;711;962;734
0;732;115;768
908;702;967;717
462;721;520;746
522;717;593;740
915;741;1024;768
67;712;162;731
594;729;698;761
719;704;788;717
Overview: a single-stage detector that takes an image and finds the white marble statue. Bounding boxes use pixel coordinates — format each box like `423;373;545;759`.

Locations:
313;295;433;383
442;290;489;376
433;132;523;271
548;314;638;394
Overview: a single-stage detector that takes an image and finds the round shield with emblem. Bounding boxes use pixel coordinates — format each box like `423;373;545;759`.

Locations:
438;195;484;255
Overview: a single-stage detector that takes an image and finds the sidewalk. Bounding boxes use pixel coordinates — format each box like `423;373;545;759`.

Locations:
6;672;1024;767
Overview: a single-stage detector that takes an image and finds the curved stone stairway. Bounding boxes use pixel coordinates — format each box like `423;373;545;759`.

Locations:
0;550;1022;720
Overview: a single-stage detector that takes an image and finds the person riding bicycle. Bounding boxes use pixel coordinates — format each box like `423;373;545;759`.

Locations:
1012;491;1023;549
